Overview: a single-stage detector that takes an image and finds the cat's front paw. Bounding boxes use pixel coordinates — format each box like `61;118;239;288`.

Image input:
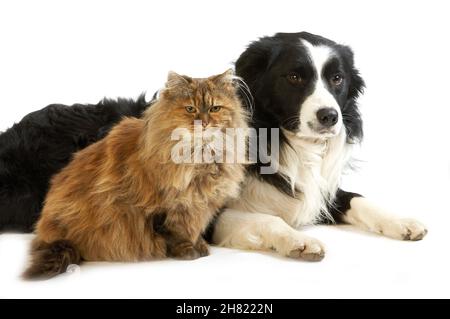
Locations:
380;218;428;241
169;242;201;260
195;238;210;257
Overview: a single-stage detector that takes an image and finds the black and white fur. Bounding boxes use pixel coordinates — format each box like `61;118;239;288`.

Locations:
211;32;427;260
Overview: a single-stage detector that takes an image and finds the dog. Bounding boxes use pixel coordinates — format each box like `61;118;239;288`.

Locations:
0;95;149;232
210;32;428;260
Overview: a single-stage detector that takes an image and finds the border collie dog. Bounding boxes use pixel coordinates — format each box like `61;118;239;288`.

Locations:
211;32;427;260
0;96;149;232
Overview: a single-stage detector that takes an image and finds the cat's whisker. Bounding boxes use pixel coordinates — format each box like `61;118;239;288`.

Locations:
232;76;254;117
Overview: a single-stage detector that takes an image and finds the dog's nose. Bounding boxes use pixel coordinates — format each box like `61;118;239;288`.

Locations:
316;108;338;127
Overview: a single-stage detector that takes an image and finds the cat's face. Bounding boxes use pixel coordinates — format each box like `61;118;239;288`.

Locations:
159;69;245;132
142;70;249;164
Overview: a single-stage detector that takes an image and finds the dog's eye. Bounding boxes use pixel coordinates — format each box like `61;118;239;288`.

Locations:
209;106;222;113
287;73;302;84
185;106;197;113
331;74;343;86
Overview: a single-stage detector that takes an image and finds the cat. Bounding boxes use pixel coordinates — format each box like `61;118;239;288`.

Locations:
23;69;249;279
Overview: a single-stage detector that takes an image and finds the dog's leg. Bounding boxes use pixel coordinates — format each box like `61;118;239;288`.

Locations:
212;209;325;261
328;189;427;240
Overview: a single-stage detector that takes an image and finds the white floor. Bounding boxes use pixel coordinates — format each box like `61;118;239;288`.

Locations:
1;217;448;299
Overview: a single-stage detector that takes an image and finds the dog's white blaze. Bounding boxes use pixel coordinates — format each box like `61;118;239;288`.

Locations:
298;40;342;137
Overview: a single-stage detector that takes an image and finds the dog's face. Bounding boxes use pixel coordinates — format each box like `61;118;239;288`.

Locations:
236;32;365;141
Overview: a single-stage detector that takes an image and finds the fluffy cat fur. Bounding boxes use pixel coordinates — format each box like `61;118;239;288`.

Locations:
23;70;248;279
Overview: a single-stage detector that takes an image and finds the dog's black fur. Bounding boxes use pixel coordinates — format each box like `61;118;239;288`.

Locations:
234;32;365;219
0;95;149;232
0;31;364;233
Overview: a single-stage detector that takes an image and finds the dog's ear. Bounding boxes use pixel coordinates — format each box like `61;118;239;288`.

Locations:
338;45;365;143
338;45;365;101
235;37;277;91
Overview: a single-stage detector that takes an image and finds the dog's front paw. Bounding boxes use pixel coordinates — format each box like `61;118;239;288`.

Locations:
381;218;428;241
288;237;325;261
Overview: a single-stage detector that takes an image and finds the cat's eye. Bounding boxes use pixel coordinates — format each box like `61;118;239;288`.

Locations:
287;73;303;85
209;106;222;113
185;106;197;113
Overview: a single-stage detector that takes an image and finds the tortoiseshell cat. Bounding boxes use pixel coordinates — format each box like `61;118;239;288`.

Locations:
24;70;248;279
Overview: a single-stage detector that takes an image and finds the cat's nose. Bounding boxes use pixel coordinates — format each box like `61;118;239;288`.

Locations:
199;114;209;127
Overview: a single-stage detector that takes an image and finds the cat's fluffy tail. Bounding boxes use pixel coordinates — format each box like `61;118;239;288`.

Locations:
23;239;81;280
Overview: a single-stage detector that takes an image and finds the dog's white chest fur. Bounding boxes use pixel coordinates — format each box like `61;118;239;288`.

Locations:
229;129;350;228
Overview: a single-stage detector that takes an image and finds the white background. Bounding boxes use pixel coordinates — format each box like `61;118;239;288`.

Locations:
1;0;449;298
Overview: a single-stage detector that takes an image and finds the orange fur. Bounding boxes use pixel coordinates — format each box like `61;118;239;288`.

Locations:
24;70;248;278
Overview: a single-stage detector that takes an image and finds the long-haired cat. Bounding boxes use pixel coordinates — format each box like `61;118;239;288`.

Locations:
23;69;248;279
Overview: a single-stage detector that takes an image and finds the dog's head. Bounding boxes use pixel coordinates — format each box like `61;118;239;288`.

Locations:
235;32;365;142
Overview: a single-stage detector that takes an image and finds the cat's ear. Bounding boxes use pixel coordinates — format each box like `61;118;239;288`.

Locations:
209;69;235;85
166;71;192;88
